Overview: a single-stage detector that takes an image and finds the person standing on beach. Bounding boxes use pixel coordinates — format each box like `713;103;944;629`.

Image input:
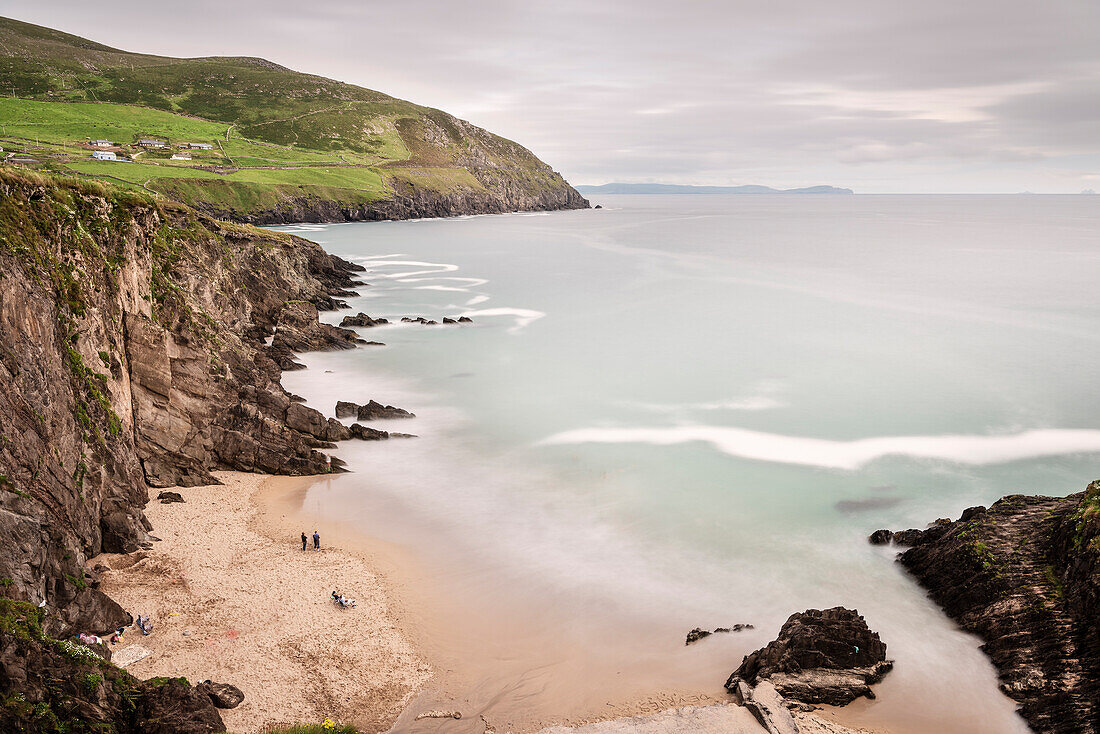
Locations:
313;530;320;550
301;532;307;551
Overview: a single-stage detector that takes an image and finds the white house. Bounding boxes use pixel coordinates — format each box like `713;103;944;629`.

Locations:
137;139;166;148
90;140;114;148
188;142;214;150
92;151;117;161
170;152;192;161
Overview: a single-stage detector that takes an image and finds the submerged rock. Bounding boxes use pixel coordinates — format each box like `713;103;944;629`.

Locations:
686;624;754;645
725;607;892;706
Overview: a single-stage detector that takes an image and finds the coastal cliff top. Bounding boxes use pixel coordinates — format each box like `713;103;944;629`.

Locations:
0;16;587;223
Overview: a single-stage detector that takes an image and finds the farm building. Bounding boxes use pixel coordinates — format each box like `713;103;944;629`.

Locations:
184;142;214;150
170;152;192;160
137;139;166;147
89;140;114;148
92;150;118;161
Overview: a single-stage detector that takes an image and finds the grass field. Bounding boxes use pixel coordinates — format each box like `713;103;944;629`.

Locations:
1;97;398;209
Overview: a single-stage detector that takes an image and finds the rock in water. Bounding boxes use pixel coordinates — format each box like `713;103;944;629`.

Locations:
335;400;359;418
725;607;892;706
868;529;893;545
357;400;415;421
686;628;712;645
340;312;388;328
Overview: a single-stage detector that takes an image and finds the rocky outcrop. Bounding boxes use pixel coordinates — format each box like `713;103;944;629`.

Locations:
725;607;892;706
884;483;1100;734
271;301;364;353
0;598;224;733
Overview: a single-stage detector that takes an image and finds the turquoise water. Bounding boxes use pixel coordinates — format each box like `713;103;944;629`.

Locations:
275;195;1100;732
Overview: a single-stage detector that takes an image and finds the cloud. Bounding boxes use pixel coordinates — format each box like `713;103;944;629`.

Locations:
5;0;1098;191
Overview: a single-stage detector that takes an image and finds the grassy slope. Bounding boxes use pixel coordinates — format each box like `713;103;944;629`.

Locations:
0;16;579;219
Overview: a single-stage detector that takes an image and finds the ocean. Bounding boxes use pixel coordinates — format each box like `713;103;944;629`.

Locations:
274;194;1100;732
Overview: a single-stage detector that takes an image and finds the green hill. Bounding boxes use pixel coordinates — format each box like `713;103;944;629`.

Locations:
0;16;587;222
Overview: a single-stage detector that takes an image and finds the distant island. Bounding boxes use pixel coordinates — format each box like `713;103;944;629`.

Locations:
576;183;854;195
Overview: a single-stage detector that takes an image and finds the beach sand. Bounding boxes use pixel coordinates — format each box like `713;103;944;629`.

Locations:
97;471;430;733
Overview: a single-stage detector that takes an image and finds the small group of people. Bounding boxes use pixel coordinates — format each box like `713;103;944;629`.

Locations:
331;590;356;608
301;530;320;551
76;613;150;649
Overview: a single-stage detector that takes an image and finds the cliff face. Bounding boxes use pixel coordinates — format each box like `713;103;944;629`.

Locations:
886;483;1100;734
0;169;374;728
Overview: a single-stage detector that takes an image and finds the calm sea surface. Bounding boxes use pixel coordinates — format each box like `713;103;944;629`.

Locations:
275;194;1100;732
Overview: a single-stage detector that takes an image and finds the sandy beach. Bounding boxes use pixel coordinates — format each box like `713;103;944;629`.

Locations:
94;468;886;734
97;471;431;733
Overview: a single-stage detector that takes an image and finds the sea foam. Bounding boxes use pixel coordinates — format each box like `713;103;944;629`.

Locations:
538;425;1100;470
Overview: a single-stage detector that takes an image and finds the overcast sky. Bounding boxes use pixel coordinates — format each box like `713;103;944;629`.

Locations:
5;1;1099;192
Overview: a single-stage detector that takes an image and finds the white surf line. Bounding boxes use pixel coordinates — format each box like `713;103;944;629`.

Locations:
413;285;470;292
459;307;545;333
353;260;461;279
537;425;1100;471
465;295;490;306
396;276;489;286
352;253;409;261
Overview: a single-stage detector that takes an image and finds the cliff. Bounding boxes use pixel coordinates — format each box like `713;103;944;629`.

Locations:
0;169;377;729
878;482;1100;734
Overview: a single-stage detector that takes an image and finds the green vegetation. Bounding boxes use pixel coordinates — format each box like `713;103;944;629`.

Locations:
258;723;360;734
0;16;575;219
1071;481;1100;550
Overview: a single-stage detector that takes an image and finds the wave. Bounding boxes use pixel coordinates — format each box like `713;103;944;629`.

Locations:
413;285;470;292
396;276;489;286
460;307;545;333
465;295;490;306
538;425;1100;470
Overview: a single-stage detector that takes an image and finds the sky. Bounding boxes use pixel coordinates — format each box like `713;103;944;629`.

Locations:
4;0;1099;193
